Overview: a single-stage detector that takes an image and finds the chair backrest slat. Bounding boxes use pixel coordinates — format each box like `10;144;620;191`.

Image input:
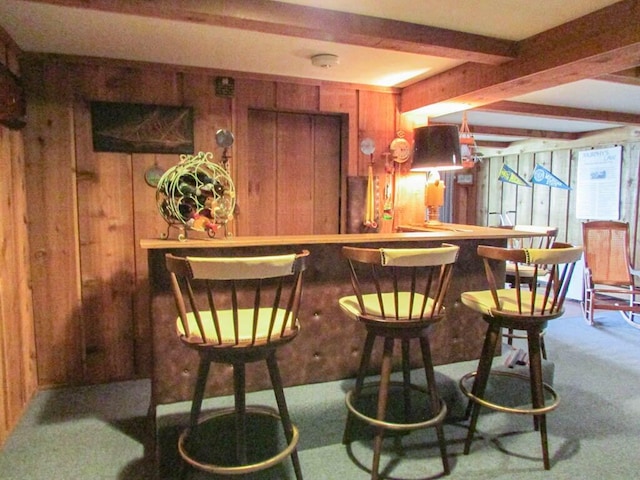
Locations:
342;244;459;323
478;242;582;319
165;250;309;346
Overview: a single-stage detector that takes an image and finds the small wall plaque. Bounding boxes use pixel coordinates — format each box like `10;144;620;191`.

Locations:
215;77;235;98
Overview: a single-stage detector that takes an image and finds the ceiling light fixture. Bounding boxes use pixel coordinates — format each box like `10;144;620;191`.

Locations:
311;54;339;68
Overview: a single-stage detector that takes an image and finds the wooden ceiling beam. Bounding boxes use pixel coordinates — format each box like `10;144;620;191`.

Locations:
598;66;640;86
30;0;516;64
431;120;580;140
478;100;640;125
469;124;580;140
401;0;640;113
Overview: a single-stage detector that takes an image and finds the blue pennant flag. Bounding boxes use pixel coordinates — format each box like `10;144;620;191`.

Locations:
498;163;530;187
530;164;571;190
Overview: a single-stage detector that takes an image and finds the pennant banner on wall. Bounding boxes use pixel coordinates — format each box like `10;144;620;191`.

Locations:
498;163;530;187
530;164;571;190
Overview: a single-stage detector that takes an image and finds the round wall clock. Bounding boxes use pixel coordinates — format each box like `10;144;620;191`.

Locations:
390;135;411;163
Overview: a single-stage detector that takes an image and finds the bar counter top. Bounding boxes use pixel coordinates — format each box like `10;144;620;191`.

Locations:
140;223;528;250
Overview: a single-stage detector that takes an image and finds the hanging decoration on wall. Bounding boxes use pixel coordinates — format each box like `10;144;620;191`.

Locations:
498;163;531;187
530;163;571;189
156;151;236;240
459;112;481;168
360;137;378;229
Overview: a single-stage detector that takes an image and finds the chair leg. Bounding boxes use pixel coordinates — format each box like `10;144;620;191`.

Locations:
267;352;303;480
371;337;395;480
527;328;551;470
189;355;212;430
343;331;376;445
419;336;450;475
233;363;248;465
464;323;501;455
181;355;211;479
401;339;412;421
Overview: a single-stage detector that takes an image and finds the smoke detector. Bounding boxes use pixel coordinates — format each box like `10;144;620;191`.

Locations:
311;54;339;68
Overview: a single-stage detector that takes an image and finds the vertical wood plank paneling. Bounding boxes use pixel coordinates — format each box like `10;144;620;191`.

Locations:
531;151;552;226
0;125;22;439
484;157;504;225
548;149;572;242
319;85;359;179
234;78;276;235
357;91;399;231
277;82;319;111
277;112;314;234
475;156;491;225
9;126;37;398
24;60;84;387
565;150;582;246
515;153;535;225
75;101;135;383
131;152;179;378
499;154;519;225
313;115;341;234
246;109;277;236
0;45;37;447
627;143;640;265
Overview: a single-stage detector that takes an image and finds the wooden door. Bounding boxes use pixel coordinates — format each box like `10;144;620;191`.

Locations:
246;110;341;235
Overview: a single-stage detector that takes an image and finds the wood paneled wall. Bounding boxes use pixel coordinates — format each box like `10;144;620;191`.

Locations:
476;137;640;265
0;37;37;448
20;54;402;390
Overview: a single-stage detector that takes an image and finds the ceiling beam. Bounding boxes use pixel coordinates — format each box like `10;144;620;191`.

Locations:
598;66;640;86
29;0;516;64
431;120;581;140
478;100;640;125
476;140;511;149
401;0;640;113
468;124;580;140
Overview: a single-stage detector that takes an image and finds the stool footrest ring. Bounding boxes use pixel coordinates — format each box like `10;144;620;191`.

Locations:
178;405;299;475
459;370;560;415
346;381;447;432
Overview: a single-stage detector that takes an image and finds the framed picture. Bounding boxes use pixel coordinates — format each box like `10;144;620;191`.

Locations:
90;101;194;154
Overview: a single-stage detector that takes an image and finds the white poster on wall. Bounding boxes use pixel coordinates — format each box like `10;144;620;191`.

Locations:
576;146;622;220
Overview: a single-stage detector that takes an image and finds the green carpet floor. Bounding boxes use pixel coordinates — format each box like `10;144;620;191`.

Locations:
2;301;640;479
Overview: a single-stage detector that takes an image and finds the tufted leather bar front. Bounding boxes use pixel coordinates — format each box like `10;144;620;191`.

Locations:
142;228;520;408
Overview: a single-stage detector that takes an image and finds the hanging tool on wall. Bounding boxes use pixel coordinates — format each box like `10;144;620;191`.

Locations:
361;137;378;229
382;152;394;220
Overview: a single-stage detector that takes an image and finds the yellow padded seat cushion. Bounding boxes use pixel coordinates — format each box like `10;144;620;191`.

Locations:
176;307;298;345
461;288;551;317
339;292;437;320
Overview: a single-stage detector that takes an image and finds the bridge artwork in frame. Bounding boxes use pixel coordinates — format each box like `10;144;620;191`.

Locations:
90;101;194;154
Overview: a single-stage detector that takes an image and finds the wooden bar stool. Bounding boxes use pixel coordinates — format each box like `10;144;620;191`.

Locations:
503;225;558;357
165;250;309;479
339;244;460;479
459;242;582;470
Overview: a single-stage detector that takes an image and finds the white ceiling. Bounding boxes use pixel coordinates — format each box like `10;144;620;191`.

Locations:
1;0;639;149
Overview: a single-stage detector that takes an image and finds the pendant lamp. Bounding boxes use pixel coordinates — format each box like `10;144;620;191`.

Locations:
410;125;463;172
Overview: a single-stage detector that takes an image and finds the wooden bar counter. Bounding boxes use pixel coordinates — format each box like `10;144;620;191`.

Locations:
141;224;529;408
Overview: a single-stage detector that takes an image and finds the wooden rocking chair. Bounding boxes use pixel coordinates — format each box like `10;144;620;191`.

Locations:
582;220;640;329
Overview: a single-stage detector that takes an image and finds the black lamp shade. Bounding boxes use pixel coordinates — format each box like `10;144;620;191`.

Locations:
411;125;463;172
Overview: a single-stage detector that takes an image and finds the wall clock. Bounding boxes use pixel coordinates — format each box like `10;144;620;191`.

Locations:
390;133;410;163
